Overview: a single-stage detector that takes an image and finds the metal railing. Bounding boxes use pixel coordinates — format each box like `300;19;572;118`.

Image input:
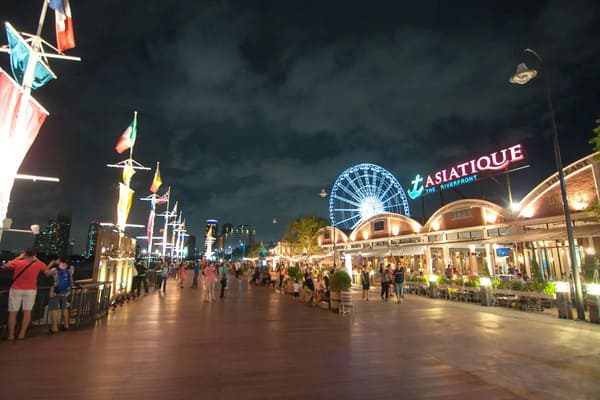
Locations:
0;281;113;338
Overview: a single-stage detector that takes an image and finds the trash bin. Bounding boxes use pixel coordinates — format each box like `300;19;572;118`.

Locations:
587;294;600;324
480;286;493;306
479;277;493;306
556;293;573;319
428;275;438;298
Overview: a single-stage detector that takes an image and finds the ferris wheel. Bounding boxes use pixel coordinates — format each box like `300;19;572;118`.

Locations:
329;163;410;230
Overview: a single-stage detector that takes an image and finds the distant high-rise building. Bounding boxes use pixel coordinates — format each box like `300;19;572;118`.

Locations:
204;219;218;259
34;213;71;256
85;221;100;258
185;234;197;258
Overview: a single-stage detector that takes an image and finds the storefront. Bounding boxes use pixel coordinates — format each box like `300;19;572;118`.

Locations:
315;152;600;280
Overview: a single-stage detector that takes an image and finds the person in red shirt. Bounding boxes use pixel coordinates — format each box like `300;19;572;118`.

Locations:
2;248;50;340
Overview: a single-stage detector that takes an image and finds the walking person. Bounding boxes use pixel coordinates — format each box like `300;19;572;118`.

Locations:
191;260;200;289
204;263;217;302
278;263;286;288
134;260;148;297
178;261;186;288
361;268;370;301
218;263;228;299
393;266;405;304
380;264;391;301
157;261;168;292
47;256;74;333
1;248;50;340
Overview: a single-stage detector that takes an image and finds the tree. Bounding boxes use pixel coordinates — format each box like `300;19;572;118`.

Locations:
245;242;262;258
283;215;328;257
588;119;600;218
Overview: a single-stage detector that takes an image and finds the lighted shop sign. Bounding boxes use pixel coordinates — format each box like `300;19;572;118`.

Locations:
407;144;525;200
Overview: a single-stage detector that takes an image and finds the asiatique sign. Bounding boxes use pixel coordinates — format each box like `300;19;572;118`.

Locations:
407;144;525;200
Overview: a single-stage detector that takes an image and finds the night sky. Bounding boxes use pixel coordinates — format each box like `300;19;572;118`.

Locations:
2;0;600;252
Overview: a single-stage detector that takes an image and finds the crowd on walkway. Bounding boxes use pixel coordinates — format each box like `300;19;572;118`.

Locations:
136;258;245;302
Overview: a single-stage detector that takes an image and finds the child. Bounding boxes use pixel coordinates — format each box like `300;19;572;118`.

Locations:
293;279;300;299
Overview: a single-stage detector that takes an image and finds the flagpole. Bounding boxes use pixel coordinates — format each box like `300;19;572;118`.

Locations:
162;188;171;259
35;0;49;38
129;111;137;163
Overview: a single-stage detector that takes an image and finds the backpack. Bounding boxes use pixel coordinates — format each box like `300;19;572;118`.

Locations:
382;270;390;283
56;267;72;294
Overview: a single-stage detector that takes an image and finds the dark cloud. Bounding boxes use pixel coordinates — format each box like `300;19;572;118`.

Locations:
2;0;599;251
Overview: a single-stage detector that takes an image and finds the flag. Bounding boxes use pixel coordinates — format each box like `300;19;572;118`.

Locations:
122;162;135;186
48;0;76;53
5;23;56;90
0;68;49;225
150;163;162;193
117;183;134;229
115;113;137;154
155;189;169;205
147;207;155;253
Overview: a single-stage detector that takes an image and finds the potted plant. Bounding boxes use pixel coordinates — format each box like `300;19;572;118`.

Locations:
330;270;352;312
286;265;302;294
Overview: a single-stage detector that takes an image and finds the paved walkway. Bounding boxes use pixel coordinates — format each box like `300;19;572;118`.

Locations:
1;276;600;400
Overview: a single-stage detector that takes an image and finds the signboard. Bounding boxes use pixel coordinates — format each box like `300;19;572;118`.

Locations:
407;144;525;199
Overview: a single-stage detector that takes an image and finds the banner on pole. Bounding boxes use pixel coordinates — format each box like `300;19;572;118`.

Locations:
117;183;134;230
0;68;49;225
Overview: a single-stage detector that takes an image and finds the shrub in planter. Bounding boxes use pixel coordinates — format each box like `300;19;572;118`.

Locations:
491;277;502;289
437;276;450;285
543;281;556;296
329;271;351;312
287;265;303;281
330;271;352;292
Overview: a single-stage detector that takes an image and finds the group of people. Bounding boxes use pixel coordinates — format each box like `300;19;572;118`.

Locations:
1;248;75;340
145;259;233;302
360;264;406;304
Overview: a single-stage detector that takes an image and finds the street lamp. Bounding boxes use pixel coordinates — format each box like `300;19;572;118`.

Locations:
319;188;337;268
509;48;585;320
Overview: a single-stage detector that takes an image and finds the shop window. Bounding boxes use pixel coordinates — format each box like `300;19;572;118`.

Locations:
324;232;330;239
458;231;472;240
446;232;458;240
452;209;472;220
470;230;484;239
373;220;385;231
428;234;442;243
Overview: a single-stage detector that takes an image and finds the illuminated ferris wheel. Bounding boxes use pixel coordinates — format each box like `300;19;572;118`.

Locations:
329;163;410;230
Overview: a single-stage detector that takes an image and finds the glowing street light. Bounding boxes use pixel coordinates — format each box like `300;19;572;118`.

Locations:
319;188;328;198
509;48;585;320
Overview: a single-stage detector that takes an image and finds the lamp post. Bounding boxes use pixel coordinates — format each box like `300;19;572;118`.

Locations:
509;48;585;320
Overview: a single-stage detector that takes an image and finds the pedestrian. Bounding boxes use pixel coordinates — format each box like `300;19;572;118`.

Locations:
234;260;241;279
393;266;405;304
158;261;168;292
134;259;148;297
1;248;51;340
278;263;286;288
218;263;228;299
191;260;200;289
178;261;186;288
204;263;217;302
381;264;391;301
361;268;370;301
47;255;74;333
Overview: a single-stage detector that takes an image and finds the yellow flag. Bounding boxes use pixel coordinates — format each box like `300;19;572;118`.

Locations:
150;163;162;193
122;163;136;186
117;183;134;229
